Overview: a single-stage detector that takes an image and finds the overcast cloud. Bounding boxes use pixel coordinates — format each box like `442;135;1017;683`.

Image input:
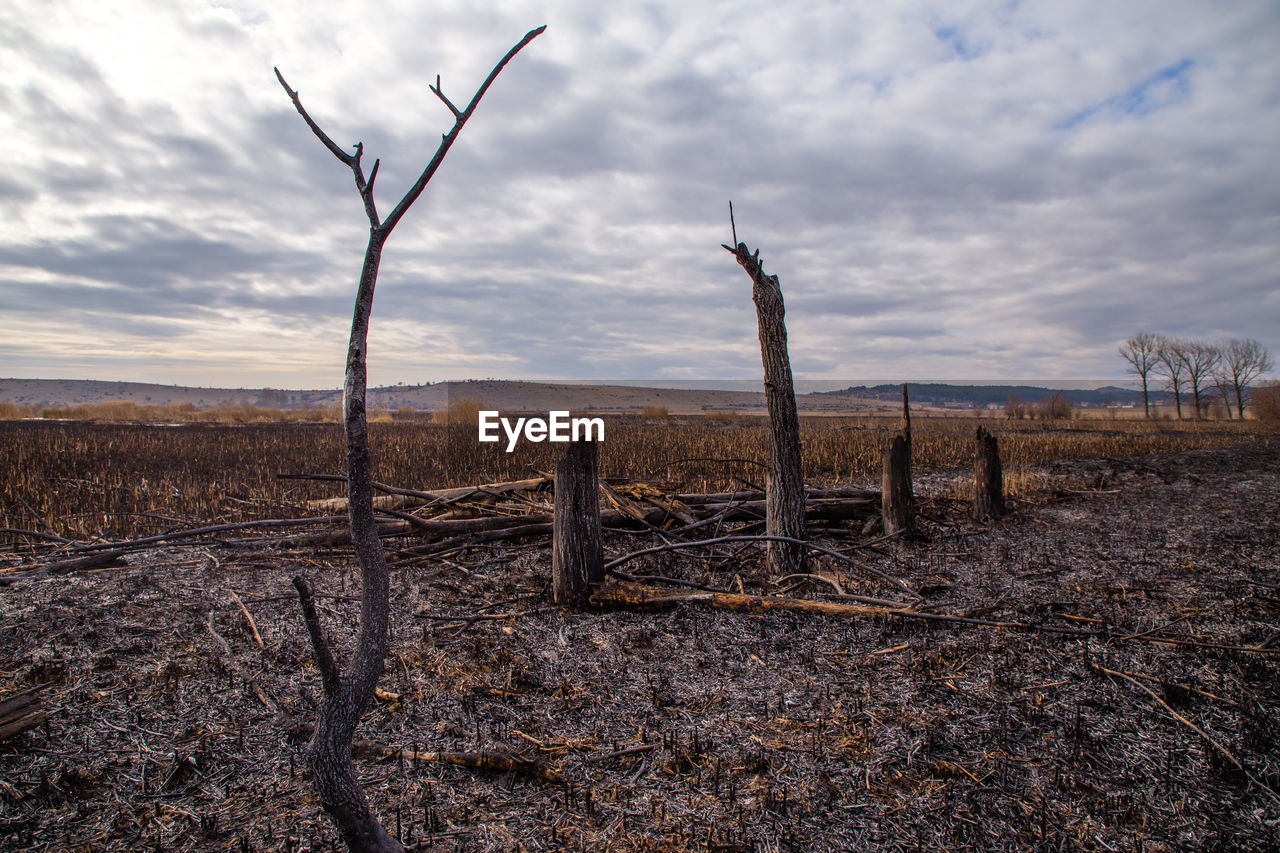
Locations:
1;0;1277;387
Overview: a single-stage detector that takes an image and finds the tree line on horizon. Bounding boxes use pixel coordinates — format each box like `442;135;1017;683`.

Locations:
1118;334;1274;420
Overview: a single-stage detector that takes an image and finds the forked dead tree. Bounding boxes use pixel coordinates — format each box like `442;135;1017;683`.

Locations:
722;205;806;574
275;27;544;852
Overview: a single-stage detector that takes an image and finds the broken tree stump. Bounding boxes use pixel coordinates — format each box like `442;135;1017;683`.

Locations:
974;426;1005;521
723;210;806;575
552;439;603;604
881;433;914;536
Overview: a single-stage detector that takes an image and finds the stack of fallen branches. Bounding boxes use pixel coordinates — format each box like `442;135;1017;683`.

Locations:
268;475;880;562
0;473;882;580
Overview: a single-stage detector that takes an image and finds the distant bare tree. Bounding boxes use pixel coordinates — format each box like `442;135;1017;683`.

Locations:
275;27;544;852
1155;337;1188;419
1035;390;1072;420
1118;333;1160;418
1219;338;1275;418
1003;394;1026;420
1211;369;1235;419
1177;341;1221;419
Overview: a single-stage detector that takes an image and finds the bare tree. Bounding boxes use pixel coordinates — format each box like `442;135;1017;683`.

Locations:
1177;341;1221;419
1035;390;1073;420
1211;368;1235;419
1118;332;1160;418
276;27;544;852
1219;338;1275;418
1155;337;1187;419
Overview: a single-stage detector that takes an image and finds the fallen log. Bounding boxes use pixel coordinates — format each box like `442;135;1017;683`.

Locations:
590;580;1109;639
0;685;49;741
264;494;879;551
302;476;551;513
676;485;877;506
393;523;554;561
592;579;887;617
699;497;878;523
34;517;352;557
299;476;875;515
0;548;130;585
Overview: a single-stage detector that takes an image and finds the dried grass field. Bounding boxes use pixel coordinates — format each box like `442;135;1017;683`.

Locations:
0;415;1264;542
0;416;1277;851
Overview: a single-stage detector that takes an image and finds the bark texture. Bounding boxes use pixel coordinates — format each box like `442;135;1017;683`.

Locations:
552;439;604;604
973;426;1005;522
881;433;914;536
725;239;806;575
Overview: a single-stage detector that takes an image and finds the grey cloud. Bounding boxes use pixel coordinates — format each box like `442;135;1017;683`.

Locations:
0;219;287;289
1;1;1277;386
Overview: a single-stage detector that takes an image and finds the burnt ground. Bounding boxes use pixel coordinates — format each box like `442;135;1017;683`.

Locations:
1;438;1278;852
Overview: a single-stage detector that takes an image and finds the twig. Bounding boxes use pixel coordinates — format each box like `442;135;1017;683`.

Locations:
1089;660;1279;805
226;589;264;649
586;742;661;763
605;533;917;598
205;611;232;658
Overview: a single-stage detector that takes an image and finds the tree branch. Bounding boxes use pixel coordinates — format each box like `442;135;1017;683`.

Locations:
293;574;341;696
273;67;380;227
429;74;463;119
274;67;357;166
381;25;546;234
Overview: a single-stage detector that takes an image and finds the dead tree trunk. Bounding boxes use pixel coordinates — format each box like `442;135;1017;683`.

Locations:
723;207;806;575
881;433;914;536
973;426;1005;521
276;26;544;853
881;383;914;535
552;439;603;605
902;383;912;460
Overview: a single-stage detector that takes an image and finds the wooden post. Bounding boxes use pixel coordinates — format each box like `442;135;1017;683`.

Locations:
553;439;603;604
881;433;914;536
973;426;1005;521
723;212;806;575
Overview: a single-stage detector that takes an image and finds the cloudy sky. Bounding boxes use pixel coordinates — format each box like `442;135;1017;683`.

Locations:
1;0;1277;389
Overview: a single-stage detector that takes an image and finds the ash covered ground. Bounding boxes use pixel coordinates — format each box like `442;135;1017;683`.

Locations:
1;438;1278;851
